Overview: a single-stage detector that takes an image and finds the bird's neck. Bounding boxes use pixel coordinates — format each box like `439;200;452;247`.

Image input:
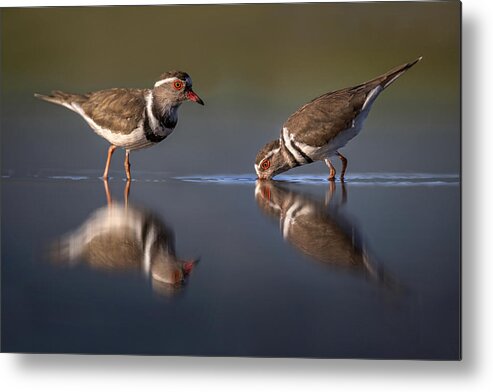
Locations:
152;99;180;130
279;139;300;168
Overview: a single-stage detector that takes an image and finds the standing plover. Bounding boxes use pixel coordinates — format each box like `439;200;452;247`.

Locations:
35;70;204;180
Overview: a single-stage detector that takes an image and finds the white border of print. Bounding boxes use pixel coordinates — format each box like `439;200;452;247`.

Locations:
1;1;491;392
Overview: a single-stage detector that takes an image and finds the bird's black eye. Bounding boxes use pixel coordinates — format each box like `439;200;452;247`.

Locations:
260;159;271;171
173;80;184;90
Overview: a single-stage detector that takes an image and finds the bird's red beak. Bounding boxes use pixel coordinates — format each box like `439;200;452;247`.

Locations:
186;90;204;105
182;260;197;275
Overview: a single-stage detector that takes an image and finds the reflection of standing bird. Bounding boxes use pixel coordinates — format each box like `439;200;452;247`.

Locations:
255;58;421;180
255;181;397;288
51;183;197;295
35;71;204;180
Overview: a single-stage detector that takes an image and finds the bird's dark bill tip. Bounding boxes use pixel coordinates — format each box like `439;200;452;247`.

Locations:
187;91;204;105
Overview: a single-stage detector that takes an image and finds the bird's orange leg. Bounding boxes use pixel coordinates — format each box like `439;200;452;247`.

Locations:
124;150;131;180
325;159;336;181
103;145;117;180
336;151;348;181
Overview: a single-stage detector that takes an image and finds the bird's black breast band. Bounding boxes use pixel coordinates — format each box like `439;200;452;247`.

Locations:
281;133;314;165
143;112;168;143
290;141;314;164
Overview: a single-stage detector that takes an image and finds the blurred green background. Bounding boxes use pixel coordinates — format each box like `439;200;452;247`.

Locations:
1;2;460;176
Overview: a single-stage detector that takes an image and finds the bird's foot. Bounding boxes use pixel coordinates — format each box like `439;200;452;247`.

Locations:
327;176;336;182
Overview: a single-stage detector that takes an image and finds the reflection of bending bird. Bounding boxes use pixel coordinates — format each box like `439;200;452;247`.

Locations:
255;181;398;289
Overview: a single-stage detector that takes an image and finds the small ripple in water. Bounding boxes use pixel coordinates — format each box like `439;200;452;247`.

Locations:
2;171;459;186
175;173;459;186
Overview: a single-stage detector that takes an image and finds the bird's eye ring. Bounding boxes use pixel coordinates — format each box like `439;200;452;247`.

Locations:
173;80;184;90
260;159;271;171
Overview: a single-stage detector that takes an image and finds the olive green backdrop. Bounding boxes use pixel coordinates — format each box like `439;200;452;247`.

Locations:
1;2;460;176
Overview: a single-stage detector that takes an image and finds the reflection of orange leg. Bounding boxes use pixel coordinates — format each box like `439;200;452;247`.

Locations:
325;159;336;181
325;180;335;206
124;150;131;180
124;180;131;208
336;151;348;181
340;180;347;205
103;145;117;180
103;179;112;206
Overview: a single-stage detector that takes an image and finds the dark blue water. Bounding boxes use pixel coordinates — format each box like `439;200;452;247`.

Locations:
1;173;460;358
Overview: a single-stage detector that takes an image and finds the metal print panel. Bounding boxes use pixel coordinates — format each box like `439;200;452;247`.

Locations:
1;1;460;359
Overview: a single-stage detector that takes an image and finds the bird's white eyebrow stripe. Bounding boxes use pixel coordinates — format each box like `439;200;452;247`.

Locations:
265;147;281;159
255;146;280;172
154;77;179;88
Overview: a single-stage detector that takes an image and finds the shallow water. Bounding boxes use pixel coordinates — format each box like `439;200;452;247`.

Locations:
1;173;460;358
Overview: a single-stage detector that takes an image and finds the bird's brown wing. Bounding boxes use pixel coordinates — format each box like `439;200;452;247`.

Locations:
283;86;370;148
283;58;422;147
80;88;147;135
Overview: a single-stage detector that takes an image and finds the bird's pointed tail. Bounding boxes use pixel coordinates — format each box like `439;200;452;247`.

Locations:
34;91;67;106
34;90;85;110
367;56;423;90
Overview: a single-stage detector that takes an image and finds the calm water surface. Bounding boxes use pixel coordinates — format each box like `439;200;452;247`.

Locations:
1;173;460;358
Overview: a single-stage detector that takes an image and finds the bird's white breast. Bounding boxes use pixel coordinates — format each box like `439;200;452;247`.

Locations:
72;103;152;150
72;96;175;151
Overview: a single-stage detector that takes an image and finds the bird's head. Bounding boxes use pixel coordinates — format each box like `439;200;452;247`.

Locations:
150;259;197;297
254;180;287;220
151;257;198;286
255;139;290;180
152;70;204;106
